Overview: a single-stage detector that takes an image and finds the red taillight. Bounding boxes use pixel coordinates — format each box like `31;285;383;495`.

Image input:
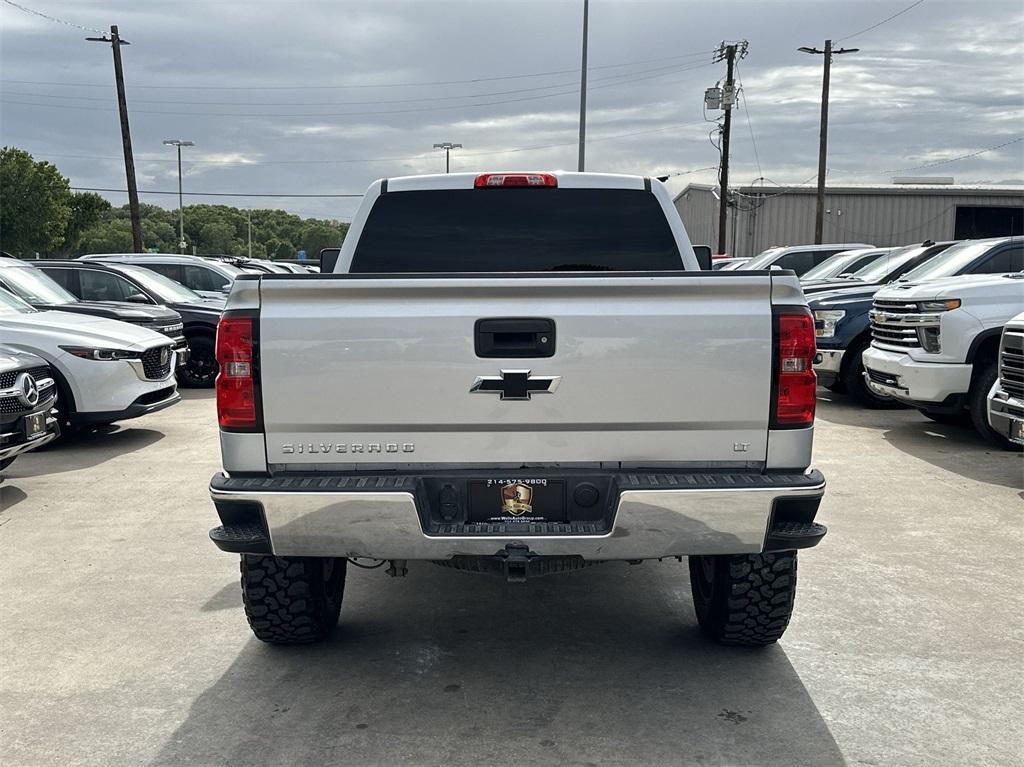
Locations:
216;314;259;430
474;173;557;188
773;310;817;427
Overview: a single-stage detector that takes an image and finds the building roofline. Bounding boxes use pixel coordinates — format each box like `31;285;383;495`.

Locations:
674;182;1024;202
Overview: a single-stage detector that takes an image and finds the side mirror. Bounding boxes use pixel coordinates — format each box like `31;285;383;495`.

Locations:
125;293;151;304
692;245;713;270
319;247;341;273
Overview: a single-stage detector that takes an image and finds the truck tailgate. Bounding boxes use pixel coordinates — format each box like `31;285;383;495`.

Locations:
257;274;775;466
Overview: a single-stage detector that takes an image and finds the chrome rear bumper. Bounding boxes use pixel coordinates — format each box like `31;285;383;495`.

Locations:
209;470;826;560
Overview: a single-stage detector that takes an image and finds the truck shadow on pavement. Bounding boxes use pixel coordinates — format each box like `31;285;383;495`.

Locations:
152;563;847;767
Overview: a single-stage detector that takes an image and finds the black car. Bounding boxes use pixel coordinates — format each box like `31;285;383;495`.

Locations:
0;344;60;471
32;260;223;387
0;257;190;365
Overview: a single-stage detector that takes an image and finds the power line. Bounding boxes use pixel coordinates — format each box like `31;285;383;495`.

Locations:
836;0;927;42
0;50;715;92
70;187;364;198
875;137;1023;174
0;60;713;108
32;120;710;169
0;60;716;119
1;0;102;33
735;63;762;180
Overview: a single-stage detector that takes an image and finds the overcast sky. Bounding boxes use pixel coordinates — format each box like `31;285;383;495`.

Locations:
1;0;1022;220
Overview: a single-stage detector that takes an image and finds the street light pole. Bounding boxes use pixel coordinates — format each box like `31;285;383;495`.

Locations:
798;41;858;243
162;139;194;253
432;142;462;173
577;0;589;172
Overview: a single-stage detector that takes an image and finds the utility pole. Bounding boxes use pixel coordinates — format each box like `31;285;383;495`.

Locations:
799;40;858;243
716;43;737;255
247;210;253;259
707;41;747;254
577;0;589;172
87;25;143;252
162;139;193;253
432;142;462;173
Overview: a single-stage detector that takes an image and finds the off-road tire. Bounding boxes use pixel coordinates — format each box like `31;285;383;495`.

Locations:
240;555;347;644
968;361;1022;452
689;552;798;646
842;343;903;409
177;335;218;388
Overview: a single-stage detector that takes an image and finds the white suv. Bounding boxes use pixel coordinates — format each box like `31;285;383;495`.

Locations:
0;289;180;430
863;267;1024;450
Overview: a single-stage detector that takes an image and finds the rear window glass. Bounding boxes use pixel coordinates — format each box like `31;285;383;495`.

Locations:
350;188;682;272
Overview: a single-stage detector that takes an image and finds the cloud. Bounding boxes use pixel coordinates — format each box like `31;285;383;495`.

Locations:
0;0;1020;221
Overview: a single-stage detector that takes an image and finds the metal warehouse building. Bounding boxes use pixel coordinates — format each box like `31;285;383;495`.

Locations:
673;183;1024;257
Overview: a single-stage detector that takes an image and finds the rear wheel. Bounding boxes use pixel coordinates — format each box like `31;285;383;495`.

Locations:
689;552;798;646
240;555;347;644
842;344;904;409
969;362;1022;452
177;335;217;388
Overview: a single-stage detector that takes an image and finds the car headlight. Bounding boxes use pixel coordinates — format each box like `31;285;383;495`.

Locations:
814;310;846;338
59;346;140;361
919;299;960;311
918;326;942;353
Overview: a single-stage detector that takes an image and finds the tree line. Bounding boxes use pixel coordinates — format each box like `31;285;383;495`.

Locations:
0;147;349;259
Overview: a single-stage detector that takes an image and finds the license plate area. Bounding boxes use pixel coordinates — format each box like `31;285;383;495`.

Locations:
419;473;616;535
1011;419;1024;443
24;411;47;439
468;479;567;524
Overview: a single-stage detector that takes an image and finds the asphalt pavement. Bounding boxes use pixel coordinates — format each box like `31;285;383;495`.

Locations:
1;389;1021;767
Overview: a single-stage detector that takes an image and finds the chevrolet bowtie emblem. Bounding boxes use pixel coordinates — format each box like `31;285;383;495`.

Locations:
470;369;561;400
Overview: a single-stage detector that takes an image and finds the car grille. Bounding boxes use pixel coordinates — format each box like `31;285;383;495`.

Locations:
0;371;56;414
865;367;902;389
0;365;49;389
134;319;184;338
1000;328;1024;399
141;346;173;380
870;299;922;350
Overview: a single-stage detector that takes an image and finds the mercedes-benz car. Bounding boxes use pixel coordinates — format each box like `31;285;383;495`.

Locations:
0;345;60;470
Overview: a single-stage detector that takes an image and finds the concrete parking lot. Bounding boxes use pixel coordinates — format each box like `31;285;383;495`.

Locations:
1;390;1021;767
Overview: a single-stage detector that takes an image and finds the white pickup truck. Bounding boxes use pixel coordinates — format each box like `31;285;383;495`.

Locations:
207;172;827;646
863;256;1024;449
988;312;1024;446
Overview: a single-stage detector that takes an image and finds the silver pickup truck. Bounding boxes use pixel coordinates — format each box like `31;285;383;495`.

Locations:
207;172;826;647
